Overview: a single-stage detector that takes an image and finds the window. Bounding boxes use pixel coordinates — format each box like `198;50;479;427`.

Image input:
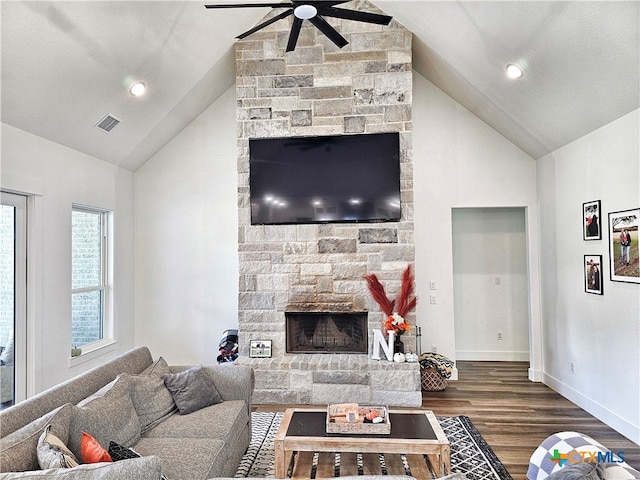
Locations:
71;206;111;350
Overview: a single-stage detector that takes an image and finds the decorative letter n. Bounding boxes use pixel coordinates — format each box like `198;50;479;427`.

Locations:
372;330;395;361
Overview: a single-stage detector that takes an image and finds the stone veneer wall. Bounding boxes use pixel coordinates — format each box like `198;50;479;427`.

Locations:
234;0;420;406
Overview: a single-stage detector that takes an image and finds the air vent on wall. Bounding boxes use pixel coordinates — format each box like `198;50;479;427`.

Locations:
95;114;121;133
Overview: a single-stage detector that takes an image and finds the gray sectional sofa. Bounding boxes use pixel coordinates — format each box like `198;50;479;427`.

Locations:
0;346;254;479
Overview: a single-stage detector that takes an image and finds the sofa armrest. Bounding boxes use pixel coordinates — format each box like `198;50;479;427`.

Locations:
0;456;163;479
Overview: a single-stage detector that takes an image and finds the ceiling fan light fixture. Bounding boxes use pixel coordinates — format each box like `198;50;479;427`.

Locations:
129;81;146;96
506;63;523;79
294;4;317;19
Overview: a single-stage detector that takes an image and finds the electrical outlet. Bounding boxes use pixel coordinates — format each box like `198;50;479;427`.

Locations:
430;294;437;304
497;331;503;340
432;344;438;353
570;361;576;373
430;280;437;290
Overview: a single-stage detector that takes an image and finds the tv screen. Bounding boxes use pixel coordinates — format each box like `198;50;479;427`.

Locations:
249;132;401;225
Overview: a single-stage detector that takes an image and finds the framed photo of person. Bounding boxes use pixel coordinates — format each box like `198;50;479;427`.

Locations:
584;255;603;295
608;208;640;284
249;340;272;358
583;200;601;240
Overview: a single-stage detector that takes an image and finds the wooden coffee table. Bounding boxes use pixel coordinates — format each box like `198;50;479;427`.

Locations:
274;407;450;479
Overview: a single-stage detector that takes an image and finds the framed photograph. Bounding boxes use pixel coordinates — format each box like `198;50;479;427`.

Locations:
608;208;640;284
249;340;272;358
584;255;603;295
583;200;601;240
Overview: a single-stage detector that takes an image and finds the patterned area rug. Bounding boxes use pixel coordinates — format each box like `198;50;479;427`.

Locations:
235;412;512;480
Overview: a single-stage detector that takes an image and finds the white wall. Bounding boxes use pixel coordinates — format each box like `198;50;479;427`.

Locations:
412;72;542;379
537;109;640;444
452;207;530;361
134;87;238;365
0;123;135;394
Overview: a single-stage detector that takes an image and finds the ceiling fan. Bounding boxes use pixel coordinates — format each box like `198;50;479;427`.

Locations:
204;1;392;52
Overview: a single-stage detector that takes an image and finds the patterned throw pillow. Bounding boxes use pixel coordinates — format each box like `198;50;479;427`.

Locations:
108;441;140;462
108;441;168;480
37;425;80;469
163;365;222;415
80;432;112;464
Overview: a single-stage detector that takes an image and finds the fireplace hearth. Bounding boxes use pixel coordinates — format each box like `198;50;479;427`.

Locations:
285;312;368;354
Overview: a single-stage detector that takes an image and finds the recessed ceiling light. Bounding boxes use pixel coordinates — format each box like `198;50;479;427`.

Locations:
129;82;146;96
506;64;523;79
293;4;317;19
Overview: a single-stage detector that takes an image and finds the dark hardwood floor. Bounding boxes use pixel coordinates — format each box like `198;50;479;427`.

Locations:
422;361;639;479
254;361;639;479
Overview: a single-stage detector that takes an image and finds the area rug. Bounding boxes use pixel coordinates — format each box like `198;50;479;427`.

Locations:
235;412;512;480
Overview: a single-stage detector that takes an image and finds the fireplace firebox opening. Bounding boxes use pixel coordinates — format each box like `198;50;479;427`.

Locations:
285;312;368;354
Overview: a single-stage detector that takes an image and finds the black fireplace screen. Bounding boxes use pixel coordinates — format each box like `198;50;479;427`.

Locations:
285;312;368;354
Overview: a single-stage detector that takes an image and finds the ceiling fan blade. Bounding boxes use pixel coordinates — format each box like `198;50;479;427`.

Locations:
301;1;349;6
236;9;293;39
320;7;392;25
286;17;303;52
309;15;347;49
205;3;291;8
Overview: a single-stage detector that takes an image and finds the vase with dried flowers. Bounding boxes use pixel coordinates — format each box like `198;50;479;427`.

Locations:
364;265;418;354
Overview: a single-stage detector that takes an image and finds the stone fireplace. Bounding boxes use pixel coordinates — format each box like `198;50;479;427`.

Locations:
234;0;421;406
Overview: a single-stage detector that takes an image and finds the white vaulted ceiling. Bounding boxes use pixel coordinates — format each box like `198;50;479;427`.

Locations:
1;1;638;171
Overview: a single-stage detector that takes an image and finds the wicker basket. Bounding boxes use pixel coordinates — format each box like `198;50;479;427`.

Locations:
421;367;447;391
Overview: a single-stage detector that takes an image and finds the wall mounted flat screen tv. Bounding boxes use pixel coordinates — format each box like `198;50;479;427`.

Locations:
249;132;401;225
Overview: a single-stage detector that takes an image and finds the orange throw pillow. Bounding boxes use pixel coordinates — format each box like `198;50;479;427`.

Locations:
80;432;112;464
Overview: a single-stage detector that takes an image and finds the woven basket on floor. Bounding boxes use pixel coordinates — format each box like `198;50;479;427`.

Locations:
420;367;447;391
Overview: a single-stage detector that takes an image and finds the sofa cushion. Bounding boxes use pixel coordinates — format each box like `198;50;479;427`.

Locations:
0;456;163;479
163;365;222;415
140;399;249;478
68;374;140;460
142;399;247;441
0;403;74;472
37;425;79;469
132;436;226;480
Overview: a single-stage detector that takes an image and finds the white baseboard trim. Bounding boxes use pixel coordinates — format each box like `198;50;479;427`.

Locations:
543;372;640;445
528;367;542;382
455;350;530;362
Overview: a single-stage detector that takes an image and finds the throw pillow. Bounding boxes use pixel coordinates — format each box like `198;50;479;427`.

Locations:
68;374;141;460
128;369;178;433
163;365;222;415
108;441;168;480
80;432;112;464
141;356;172;376
107;441;140;462
37;425;79;469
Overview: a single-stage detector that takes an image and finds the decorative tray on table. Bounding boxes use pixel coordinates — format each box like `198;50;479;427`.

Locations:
326;403;390;434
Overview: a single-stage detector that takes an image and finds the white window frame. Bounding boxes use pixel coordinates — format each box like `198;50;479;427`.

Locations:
70;205;113;357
